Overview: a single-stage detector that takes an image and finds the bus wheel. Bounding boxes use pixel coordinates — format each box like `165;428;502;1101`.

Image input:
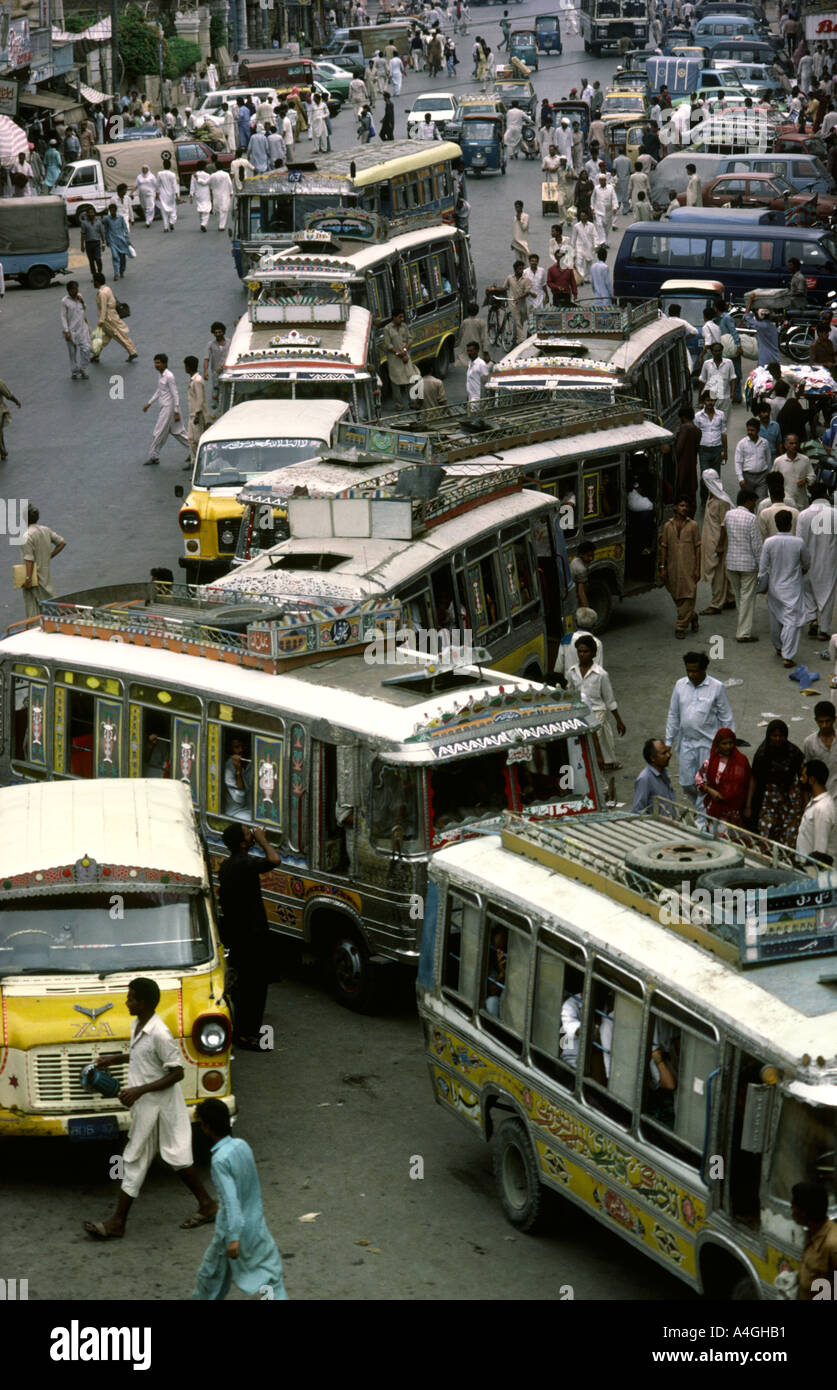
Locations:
730;1275;759;1301
493;1118;547;1232
625;838;743;889
435;339;452;379
585;578;613;631
329;928;378;1012
26;265;52;290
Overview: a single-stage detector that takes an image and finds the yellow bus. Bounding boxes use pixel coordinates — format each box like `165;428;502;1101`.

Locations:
418;808;837;1298
0;779;234;1139
232;139;462;278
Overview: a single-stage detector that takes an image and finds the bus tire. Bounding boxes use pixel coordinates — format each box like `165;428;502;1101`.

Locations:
493;1118;547;1232
434;338;452;379
584;38;591;51
585;577;613;631
625;839;743;888
730;1274;759;1301
328;926;378;1012
26;265;52;290
695;867;805;894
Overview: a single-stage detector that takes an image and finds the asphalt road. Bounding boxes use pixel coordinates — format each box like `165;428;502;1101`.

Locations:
0;1;828;1307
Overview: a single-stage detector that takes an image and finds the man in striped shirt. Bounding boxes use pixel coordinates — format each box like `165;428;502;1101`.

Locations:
721;488;763;643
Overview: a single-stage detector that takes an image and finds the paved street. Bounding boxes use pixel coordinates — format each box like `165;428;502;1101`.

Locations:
0;1;827;1303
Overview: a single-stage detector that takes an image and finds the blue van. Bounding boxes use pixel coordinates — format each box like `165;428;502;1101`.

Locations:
0;195;68;289
613;218;837;305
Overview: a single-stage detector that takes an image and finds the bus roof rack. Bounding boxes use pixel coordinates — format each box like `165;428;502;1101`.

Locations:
499;810;837;968
359;392;650;464
37;591;402;675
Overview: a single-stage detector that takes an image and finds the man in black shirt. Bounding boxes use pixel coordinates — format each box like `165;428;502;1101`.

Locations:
218;823;280;1051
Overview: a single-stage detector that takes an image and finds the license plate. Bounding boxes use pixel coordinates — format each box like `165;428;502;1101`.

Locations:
68;1115;119;1142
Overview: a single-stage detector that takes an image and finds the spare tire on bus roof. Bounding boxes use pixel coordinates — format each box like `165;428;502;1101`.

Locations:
625;838;743;888
695;867;810;895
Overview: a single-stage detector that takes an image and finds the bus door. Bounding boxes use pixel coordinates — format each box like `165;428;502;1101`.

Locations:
714;1046;770;1234
315;739;357;875
624;448;660;588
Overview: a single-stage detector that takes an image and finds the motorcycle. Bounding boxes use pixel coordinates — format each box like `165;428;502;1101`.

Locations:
731;292;837;365
520;121;538;159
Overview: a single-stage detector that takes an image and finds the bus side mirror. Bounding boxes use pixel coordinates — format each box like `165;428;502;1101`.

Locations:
174;485;184;499
336;745;359;809
740;1082;775;1154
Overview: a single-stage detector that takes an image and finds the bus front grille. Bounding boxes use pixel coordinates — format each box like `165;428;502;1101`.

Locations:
29;1048;129;1108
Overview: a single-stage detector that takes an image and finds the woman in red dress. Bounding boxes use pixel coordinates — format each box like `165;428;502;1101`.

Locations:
695;727;751;827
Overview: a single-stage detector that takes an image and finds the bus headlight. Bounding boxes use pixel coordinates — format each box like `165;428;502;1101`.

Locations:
192;1014;231;1054
179;508;201;534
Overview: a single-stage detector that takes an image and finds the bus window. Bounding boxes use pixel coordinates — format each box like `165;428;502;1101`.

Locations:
11;670;48;768
142;709;172;778
208;704;284;828
582;461;621;531
368;267;393;322
400;581;435;634
481;908;530;1046
530;938;586;1086
221;729;252;819
429;751;508;841
771;1095;837;1205
501;534;537;622
640;1006;718;1166
442;890;481;1006
583;967;643;1127
514;738;594;808
370;761;421;851
430;565;464;630
464;546;506;639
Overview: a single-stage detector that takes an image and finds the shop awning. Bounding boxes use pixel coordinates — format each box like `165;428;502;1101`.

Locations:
80;83;113;104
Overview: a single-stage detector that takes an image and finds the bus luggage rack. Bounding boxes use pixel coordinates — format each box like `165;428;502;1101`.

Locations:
38;594;400;673
532;303;659;337
500;808;837;967
373;393;649;463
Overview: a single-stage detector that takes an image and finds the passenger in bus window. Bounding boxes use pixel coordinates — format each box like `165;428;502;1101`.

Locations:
647;1017;679;1126
223;735;253;818
559;990;583;1067
143;713;171;778
484;925;507;1018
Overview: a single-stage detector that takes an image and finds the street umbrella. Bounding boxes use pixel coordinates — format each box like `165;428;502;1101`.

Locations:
0;115;29;166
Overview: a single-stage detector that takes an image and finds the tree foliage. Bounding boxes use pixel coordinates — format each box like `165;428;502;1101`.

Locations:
164;37;203;78
210;12;228;52
117;5;162;79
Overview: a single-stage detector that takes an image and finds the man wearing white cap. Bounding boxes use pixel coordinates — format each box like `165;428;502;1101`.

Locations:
555;118;573;163
700;470;735;615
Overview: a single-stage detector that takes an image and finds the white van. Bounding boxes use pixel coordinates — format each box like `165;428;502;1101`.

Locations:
177;398;350;581
195;88;279;126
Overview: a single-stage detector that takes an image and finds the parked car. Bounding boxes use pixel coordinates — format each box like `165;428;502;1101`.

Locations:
406;92;458;138
711;60;787;102
676;172;837;218
311;59;353;101
174;138;234;188
444;94;506;141
714;152;835;196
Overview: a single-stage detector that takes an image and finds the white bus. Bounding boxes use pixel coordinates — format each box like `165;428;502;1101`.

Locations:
0;592;605;1010
418;808;837;1296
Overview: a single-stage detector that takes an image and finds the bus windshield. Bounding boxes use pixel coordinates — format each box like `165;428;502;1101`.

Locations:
429;751;509;844
771;1096;837;1204
0;892;212;975
195;436;325;486
227;378;370;416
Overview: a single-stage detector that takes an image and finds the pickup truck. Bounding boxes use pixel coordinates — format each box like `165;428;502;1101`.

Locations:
53;138;232;221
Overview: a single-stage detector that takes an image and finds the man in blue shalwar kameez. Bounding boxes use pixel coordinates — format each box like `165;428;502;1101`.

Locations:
192;1099;288;1301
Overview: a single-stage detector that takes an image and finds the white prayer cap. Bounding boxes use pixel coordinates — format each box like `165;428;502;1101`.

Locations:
575;607;598;626
702;469;732;506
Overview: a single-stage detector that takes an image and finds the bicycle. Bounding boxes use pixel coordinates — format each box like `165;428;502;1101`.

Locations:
486;293;519;352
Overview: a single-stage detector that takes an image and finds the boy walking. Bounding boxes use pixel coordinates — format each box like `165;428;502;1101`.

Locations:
184;355;209;470
142;353;190;466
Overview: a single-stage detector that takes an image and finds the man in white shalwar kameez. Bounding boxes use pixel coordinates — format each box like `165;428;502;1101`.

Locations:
591;174;619;245
570;210;597;282
629;167;652;216
84;977;216;1239
757;512;810;664
60;280;92;379
156;162;180;231
189;163;212;230
797;485;837;638
143;353;190;464
135;165;157;226
223;103;238;153
208;167;233;231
